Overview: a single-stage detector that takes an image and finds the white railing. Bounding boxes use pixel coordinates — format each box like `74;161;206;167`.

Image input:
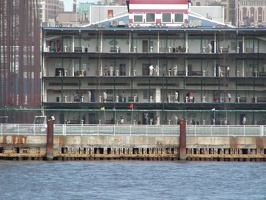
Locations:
0;124;265;137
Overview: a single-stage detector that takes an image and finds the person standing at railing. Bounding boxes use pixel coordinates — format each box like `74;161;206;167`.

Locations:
228;93;231;102
104;65;108;76
175;91;179;102
103;92;107;102
120;115;124;124
242;116;246;125
212;118;215;125
224;118;228;125
226;66;230;76
149;64;154;76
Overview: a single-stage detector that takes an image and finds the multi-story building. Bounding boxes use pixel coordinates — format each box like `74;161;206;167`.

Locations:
38;0;64;24
0;0;41;123
236;0;266;27
41;0;266;126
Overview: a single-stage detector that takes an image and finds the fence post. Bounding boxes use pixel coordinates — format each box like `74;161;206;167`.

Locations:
146;125;147;136
63;125;66;136
260;126;264;137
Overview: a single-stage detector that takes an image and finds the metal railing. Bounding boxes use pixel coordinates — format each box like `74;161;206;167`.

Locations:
0;124;265;137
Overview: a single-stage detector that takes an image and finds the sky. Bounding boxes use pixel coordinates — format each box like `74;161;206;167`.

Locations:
63;0;97;11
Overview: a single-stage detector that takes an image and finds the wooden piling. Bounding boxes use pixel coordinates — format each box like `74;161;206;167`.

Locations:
46;120;54;161
179;119;186;160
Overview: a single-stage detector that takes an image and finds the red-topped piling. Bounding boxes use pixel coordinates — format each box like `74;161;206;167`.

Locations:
46;120;54;161
179;119;186;160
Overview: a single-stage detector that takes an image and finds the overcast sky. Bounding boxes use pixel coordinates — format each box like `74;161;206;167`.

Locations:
64;0;96;11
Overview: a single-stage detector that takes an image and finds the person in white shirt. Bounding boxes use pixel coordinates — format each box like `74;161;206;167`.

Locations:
149;64;154;76
242;116;246;125
103;92;107;102
227;66;230;76
175;91;179;102
228;93;231;102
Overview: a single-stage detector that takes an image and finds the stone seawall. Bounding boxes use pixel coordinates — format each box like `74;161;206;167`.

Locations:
0;135;265;161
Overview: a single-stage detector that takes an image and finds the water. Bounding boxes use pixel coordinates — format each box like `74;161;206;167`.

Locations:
0;161;265;200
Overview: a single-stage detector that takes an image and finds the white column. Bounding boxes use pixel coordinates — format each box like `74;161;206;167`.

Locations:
185;32;189;52
155;88;161;103
157;32;160;53
72;36;75;52
242;60;245;77
72;60;75;76
129;32;132;52
242;36;245;53
213;60;216;77
128;58;131;76
214;33;217;53
185;59;188;76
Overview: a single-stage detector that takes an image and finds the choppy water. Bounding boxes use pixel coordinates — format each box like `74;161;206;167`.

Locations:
0;160;265;200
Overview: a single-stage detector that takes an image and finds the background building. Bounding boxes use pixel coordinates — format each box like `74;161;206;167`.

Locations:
190;0;236;26
0;0;41;123
38;0;64;25
236;0;266;27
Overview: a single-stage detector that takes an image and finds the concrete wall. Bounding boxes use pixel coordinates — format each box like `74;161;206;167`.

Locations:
1;135;265;162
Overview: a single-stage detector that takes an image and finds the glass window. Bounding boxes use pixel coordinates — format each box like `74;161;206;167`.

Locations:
258;7;262;23
174;13;183;22
250;7;255;22
146;13;155;22
243;7;247;18
134;15;143;23
162;13;171;23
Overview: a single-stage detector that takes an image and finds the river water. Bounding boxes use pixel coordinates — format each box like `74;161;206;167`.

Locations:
0;160;265;200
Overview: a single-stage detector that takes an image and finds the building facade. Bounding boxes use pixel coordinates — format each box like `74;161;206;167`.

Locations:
38;0;64;24
41;0;266;126
237;0;266;27
190;0;236;25
0;0;41;123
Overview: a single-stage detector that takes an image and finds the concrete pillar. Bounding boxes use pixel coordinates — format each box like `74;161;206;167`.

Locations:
155;88;161;102
46;120;54;161
179;119;186;160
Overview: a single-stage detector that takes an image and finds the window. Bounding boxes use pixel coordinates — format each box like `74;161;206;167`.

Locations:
162;13;171;23
143;90;149;99
243;7;247;19
250;7;255;22
258;7;262;23
146;13;155;23
134;15;143;23
231;41;236;50
174;13;183;22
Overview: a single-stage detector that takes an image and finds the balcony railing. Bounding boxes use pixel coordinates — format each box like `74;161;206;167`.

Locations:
0;124;265;137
